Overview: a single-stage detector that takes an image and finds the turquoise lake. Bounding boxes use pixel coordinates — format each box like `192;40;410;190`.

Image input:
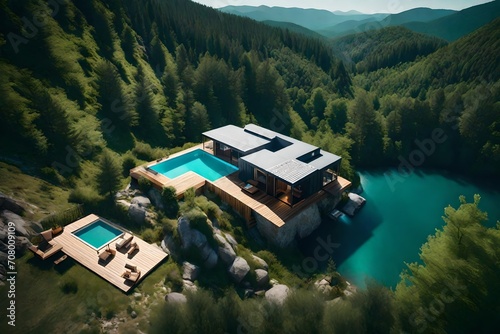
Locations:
300;170;500;288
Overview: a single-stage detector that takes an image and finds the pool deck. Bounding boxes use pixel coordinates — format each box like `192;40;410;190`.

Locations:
130;144;208;196
130;144;351;228
53;214;168;293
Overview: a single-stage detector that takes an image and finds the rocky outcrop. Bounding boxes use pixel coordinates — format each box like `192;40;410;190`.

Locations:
342;193;366;216
1;210;41;237
177;217;218;269
0;193;26;215
165;292;187;304
182;262;200;281
131;196;151;208
255;269;269;288
265;284;290;305
128;204;146;224
228;256;250;283
148;188;164;210
182;280;198;292
251;255;269;270
215;234;236;265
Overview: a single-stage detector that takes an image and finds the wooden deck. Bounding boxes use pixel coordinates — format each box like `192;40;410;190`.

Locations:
130;144;207;197
130;144;351;228
53;214;168;293
209;174;351;228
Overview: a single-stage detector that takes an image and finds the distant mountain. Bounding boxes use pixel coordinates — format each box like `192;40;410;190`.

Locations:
262;21;324;39
332;27;447;72
319;8;453;38
402;1;500;41
219;5;387;31
380;7;456;26
333;10;365;16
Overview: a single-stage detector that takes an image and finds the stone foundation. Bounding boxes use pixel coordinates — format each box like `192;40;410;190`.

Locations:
255;194;342;247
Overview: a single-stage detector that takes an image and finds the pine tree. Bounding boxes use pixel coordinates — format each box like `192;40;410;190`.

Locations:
96;150;121;197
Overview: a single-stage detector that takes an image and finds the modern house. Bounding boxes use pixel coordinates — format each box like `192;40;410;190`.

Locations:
131;123;351;246
202;124;342;207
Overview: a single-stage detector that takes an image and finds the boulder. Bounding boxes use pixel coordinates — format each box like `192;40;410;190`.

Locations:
228;257;250;283
148;188;164;210
0;252;7;267
223;232;238;248
15;236;31;254
203;249;218;269
254;269;269;288
251;255;269;270
215;234;236;265
1;210;29;237
165;292;187;304
131;196;151;208
182;262;200;281
0;193;25;215
342;193;366;216
265;284;290;305
128;204;146;224
177;217;195;250
0;240;7;252
183;280;198;293
116;200;131;210
314;279;333;295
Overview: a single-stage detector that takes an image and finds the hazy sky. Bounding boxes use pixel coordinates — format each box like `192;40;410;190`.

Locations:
192;0;492;14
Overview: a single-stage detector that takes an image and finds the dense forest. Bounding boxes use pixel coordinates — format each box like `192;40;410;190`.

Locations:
0;0;499;333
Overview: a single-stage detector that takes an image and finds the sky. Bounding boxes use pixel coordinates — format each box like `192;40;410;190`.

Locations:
192;0;492;14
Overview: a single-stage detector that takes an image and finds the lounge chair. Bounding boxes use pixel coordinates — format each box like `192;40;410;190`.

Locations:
116;233;133;249
98;247;116;262
125;263;138;272
241;182;259;195
127;242;139;255
28;229;63;260
121;270;141;283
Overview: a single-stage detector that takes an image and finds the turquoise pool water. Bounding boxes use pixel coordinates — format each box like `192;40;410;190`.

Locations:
150;149;238;182
300;170;500;288
73;220;123;249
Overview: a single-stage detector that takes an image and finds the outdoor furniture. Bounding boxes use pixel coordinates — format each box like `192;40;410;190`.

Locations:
54;254;67;265
28;229;63;260
116;233;133;249
241;183;259;195
98;247;116;262
121;270;141;283
247;179;259;187
127;242;139;255
125;263;138;272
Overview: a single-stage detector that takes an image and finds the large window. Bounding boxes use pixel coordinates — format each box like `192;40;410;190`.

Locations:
323;168;336;186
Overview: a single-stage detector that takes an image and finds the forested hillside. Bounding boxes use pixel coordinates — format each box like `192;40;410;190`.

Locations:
332;27;447;73
0;0;354;188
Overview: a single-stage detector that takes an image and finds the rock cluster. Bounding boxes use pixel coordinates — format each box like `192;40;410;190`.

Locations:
0;194;38;285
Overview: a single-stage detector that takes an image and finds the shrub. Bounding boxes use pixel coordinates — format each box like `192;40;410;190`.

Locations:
133;141;168;161
61;279;78;294
122;154;137;177
164;262;183;292
142;227;163;243
185;209;217;248
162;186;179;218
69;186;102;204
160;217;178;234
180;187;196;211
138;176;152;193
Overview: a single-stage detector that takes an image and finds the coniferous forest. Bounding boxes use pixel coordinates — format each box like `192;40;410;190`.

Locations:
0;0;499;333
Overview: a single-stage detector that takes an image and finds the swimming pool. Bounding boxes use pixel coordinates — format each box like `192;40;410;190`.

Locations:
149;149;238;182
73;219;124;250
